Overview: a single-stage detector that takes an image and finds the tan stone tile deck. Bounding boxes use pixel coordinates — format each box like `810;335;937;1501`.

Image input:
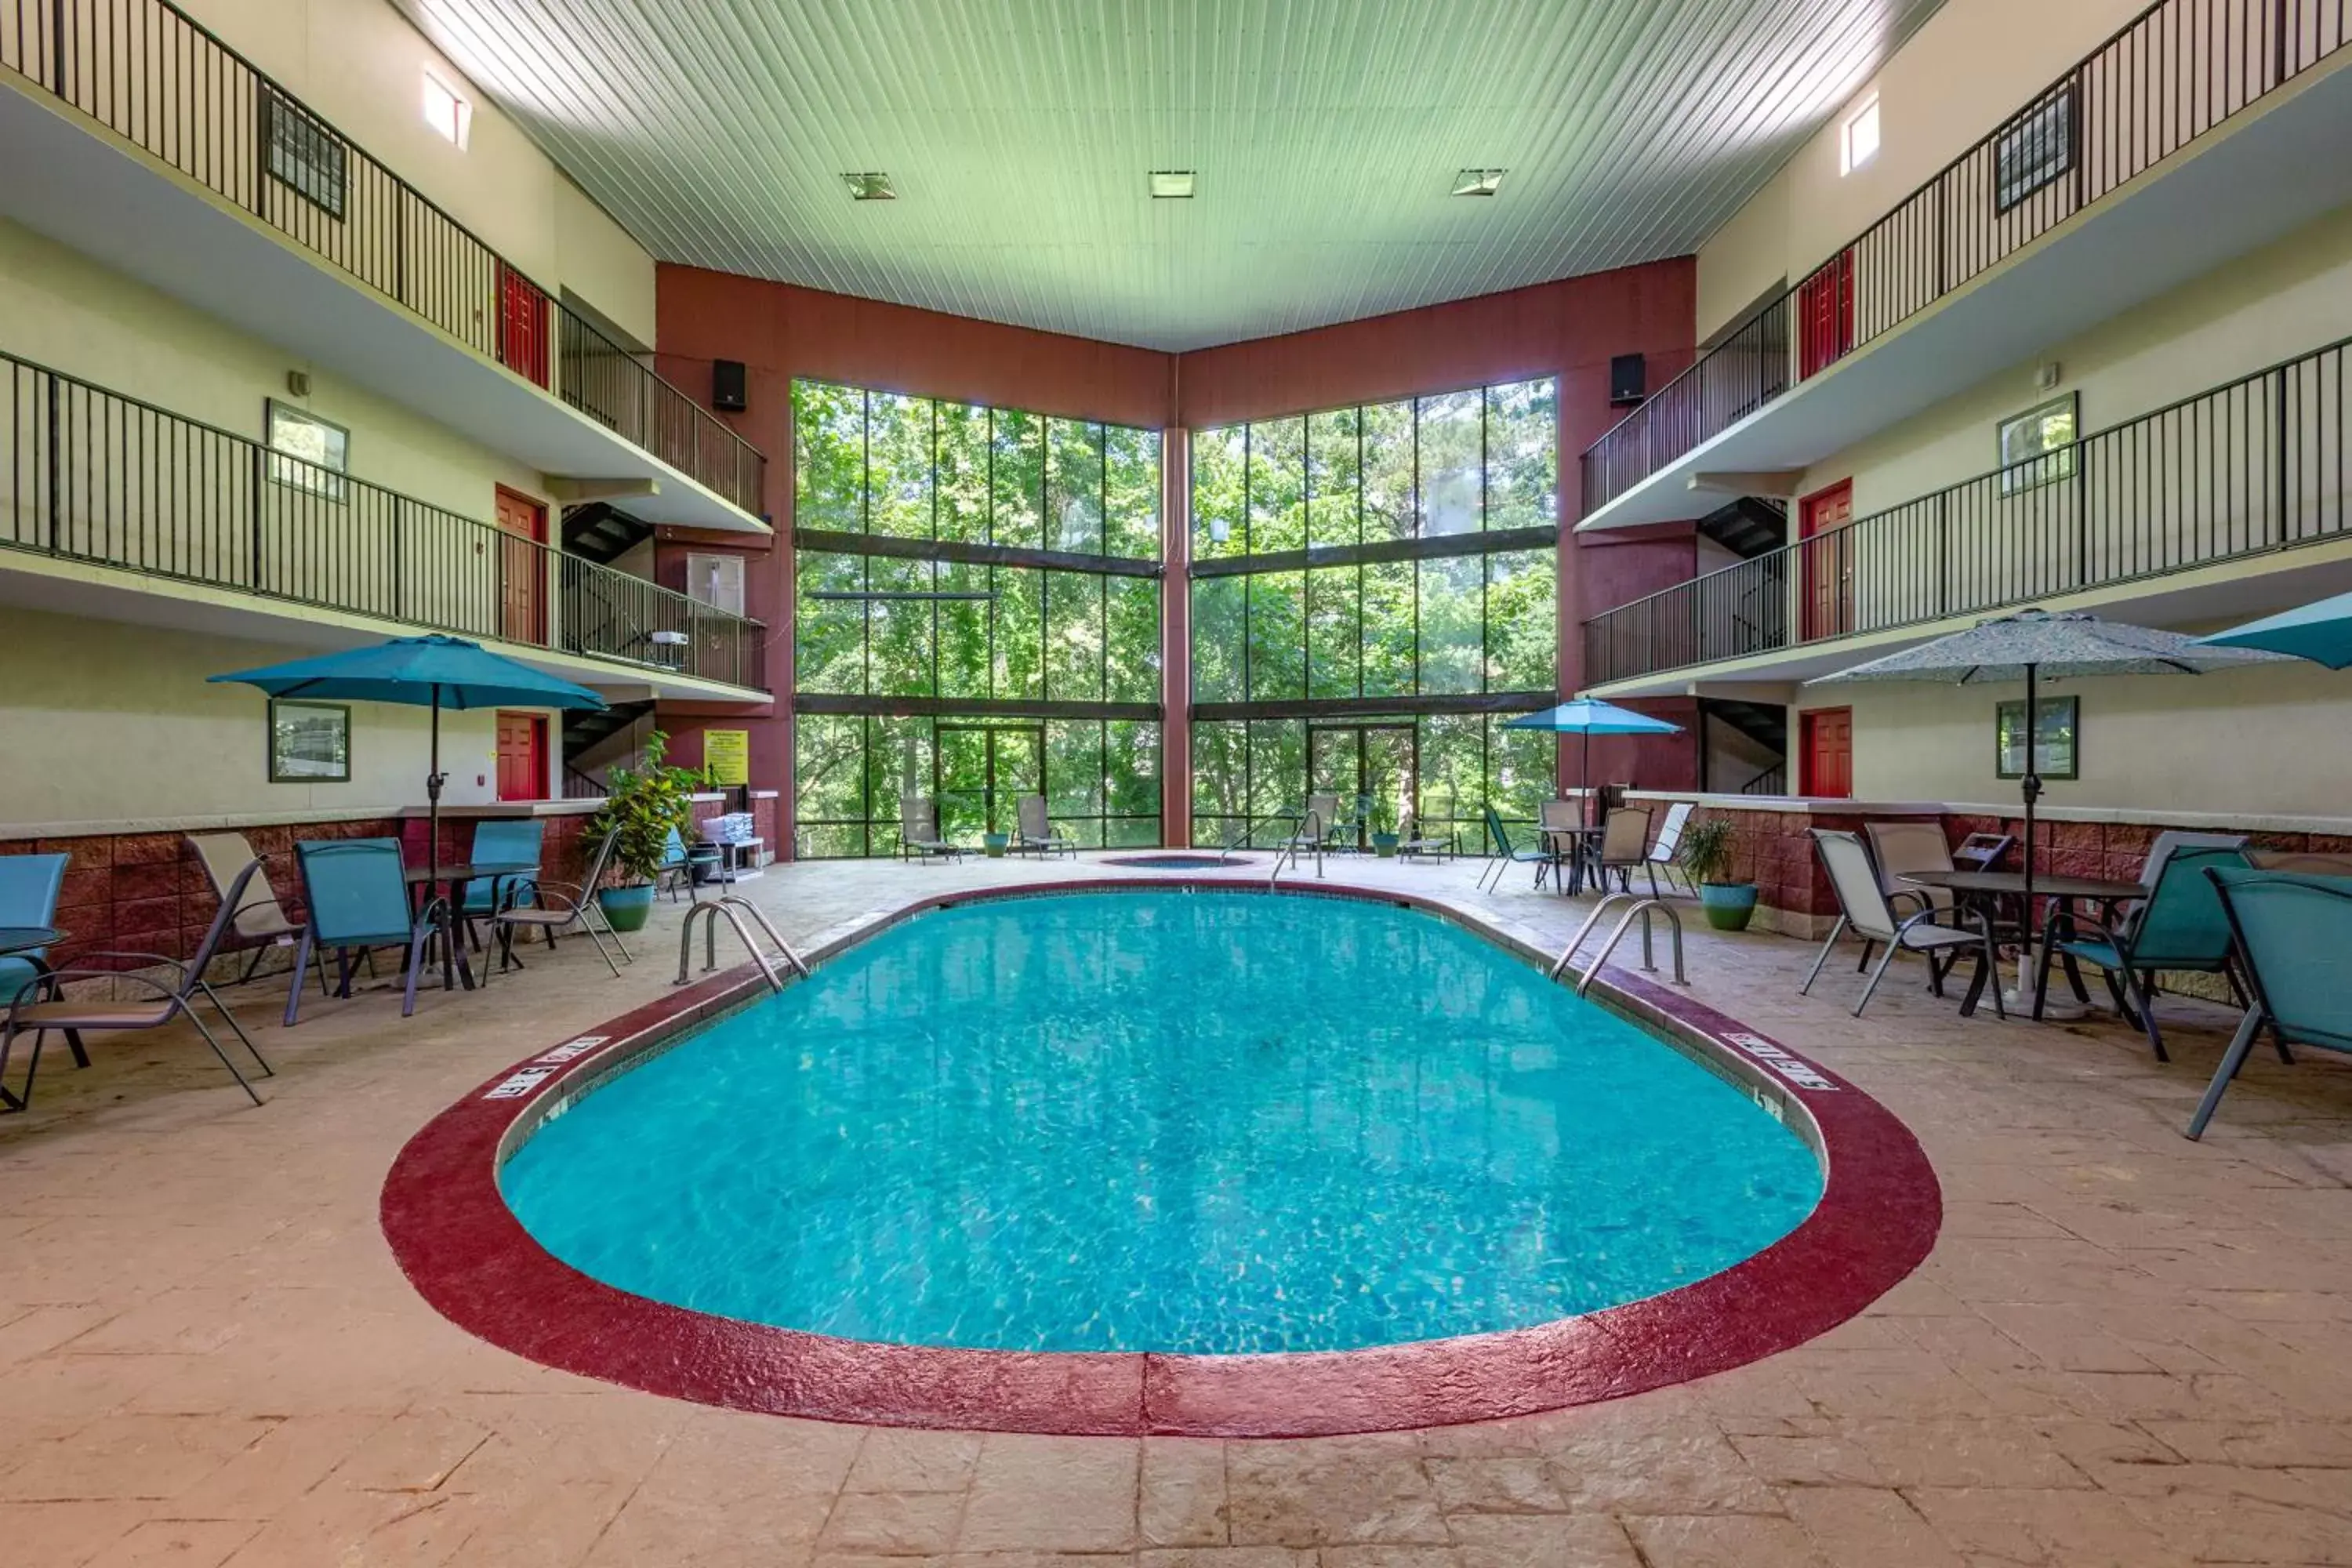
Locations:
5;853;2352;1566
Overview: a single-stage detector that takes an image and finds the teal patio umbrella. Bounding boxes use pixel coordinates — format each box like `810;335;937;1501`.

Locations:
1504;699;1684;821
210;634;607;885
2198;589;2352;668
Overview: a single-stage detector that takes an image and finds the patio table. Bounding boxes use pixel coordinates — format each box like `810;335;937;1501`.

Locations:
1906;869;2144;1018
1540;826;1606;895
403;862;539;993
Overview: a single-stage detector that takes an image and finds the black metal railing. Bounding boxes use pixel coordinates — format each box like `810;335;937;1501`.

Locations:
1582;0;2351;514
0;349;768;689
1585;333;2350;684
0;0;765;515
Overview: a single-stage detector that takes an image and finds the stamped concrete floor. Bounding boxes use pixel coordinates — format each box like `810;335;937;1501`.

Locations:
5;853;2352;1566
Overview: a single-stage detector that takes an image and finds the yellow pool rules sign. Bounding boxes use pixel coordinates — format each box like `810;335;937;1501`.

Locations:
704;729;750;786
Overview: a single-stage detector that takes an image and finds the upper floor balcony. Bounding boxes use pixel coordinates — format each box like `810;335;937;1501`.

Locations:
0;0;768;535
1577;0;2352;533
0;347;770;699
1583;330;2352;695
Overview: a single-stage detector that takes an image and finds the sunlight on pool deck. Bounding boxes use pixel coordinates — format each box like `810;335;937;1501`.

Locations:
7;852;2352;1566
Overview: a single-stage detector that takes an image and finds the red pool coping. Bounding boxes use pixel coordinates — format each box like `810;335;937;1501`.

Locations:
380;877;1940;1438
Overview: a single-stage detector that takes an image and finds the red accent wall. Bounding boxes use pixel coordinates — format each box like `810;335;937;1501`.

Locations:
652;257;1704;850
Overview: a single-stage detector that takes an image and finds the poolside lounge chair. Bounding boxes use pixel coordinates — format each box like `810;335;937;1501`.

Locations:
1591;806;1654;895
490;829;631;978
187;833;321;991
1011;794;1076;858
288;838;445;1025
1643;800;1694;895
1867;820;1958;916
0;856;273;1111
2187;870;2352;1139
1279;793;1342;856
1802;829;2005;1020
1396;811;1453;862
1476;806;1555;893
459;819;546;958
898;796;964;863
2035;842;2251;1058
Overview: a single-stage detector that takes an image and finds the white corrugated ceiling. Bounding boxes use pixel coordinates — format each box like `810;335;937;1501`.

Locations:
394;0;1945;351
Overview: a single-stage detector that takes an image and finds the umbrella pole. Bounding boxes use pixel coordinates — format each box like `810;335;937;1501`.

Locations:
2020;663;2039;911
1582;730;1593;828
427;687;444;887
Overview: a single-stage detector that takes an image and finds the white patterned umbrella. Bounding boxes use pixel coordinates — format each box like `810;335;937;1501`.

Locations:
1810;609;2285;909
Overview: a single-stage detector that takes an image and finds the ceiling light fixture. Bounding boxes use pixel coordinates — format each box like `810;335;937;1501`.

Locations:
1451;169;1506;197
840;172;895;201
1149;170;1196;199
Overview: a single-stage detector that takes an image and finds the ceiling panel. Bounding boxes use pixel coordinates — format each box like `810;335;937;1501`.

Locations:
395;0;1947;350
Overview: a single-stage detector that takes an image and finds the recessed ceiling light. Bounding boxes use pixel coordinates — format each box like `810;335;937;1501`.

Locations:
1452;169;1506;197
1149;170;1196;199
840;172;895;201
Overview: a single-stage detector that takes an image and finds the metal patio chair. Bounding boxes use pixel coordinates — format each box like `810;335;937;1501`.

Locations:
897;795;965;863
1590;806;1655;895
2187;870;2352;1140
1476;806;1555;893
489;829;631;978
1011;793;1076;858
2036;842;2251;1061
287;838;444;1025
2;856;273;1111
187;832;321;992
1642;800;1695;896
1802;829;2005;1020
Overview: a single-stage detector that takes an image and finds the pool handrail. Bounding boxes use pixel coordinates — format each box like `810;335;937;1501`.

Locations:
1551;894;1688;996
675;895;808;992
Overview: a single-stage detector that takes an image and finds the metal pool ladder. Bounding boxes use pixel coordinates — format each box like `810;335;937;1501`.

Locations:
1268;807;1325;887
1548;893;1687;996
676;895;811;993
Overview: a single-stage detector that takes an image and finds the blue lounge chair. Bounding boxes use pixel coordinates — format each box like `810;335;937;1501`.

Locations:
2035;843;2250;1059
1476;806;1555;893
0;853;81;1074
461;819;544;917
0;852;69;1011
2;857;274;1111
2187;870;2352;1140
287;839;441;1025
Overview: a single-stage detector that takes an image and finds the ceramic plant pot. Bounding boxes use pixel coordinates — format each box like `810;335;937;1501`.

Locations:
1372;833;1399;858
1697;882;1759;932
984;833;1010;858
597;884;657;932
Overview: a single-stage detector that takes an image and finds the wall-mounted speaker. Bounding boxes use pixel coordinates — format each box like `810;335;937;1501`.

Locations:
1609;353;1646;407
712;359;747;412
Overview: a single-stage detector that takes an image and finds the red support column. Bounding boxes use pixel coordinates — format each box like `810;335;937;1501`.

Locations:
1161;424;1191;848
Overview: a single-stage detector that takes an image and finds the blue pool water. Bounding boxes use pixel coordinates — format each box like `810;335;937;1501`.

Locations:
501;891;1822;1355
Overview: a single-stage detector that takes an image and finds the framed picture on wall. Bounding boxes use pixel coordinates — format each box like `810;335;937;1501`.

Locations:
266;400;350;500
1994;83;2076;213
268;699;351;783
1995;696;2078;781
1997;392;2077;495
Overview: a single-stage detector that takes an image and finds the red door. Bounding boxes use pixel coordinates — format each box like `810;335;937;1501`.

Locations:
495;487;547;646
496;263;550;387
1797;248;1855;379
1799;479;1855;642
496;712;547;802
1801;707;1853;799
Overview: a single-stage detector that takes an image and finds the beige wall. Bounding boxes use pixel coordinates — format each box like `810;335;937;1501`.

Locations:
177;0;657;346
1697;0;2151;339
1806;199;2352;528
0;216;548;525
0;609;550;833
1800;659;2352;819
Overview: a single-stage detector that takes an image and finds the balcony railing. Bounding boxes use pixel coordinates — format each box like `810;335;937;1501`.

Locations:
1584;332;2352;685
1581;0;2351;516
0;349;768;691
0;0;765;517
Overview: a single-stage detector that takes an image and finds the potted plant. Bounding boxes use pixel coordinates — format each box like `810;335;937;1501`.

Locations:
1368;795;1400;858
586;731;702;933
1676;814;1759;931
